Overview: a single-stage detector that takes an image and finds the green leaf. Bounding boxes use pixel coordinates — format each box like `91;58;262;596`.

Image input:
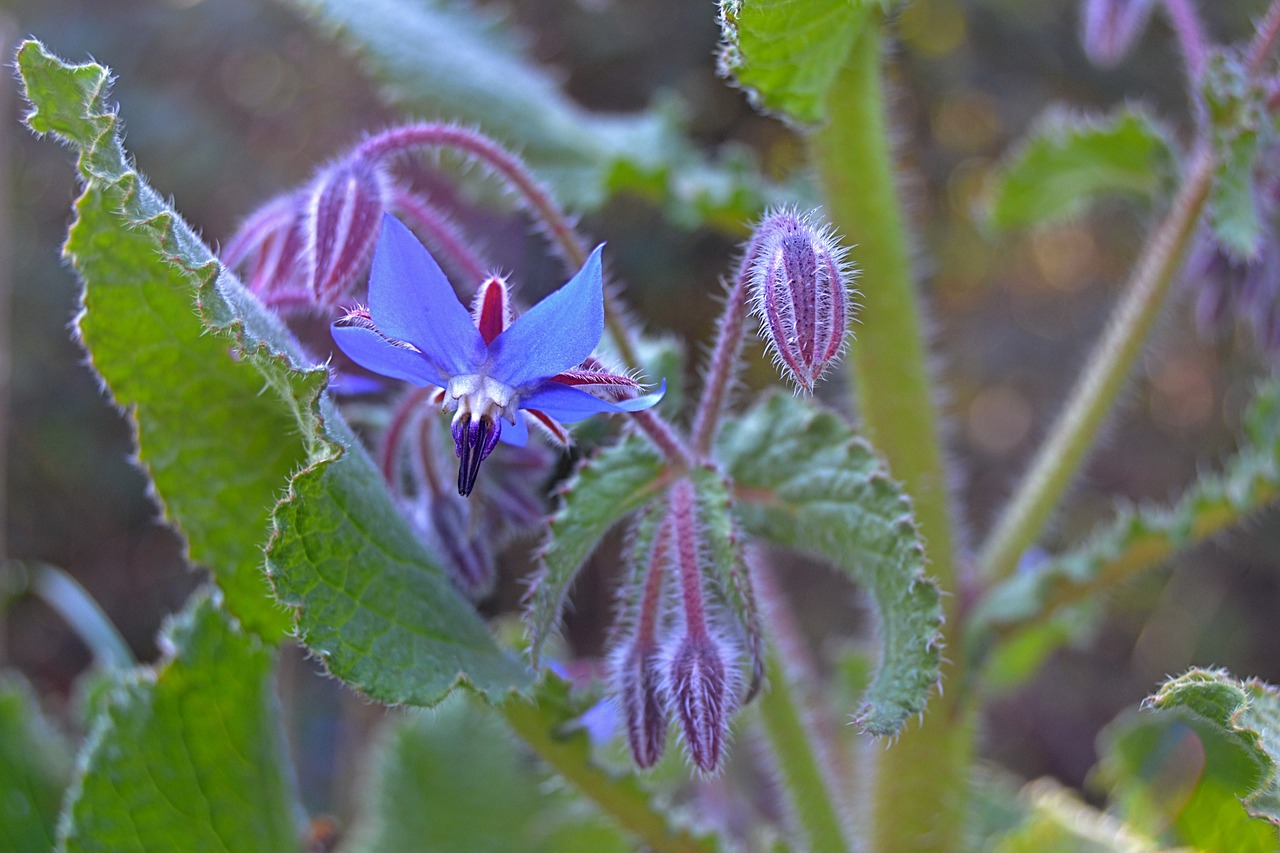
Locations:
718;0;888;125
0;676;72;853
986;107;1175;231
499;676;718;853
971;376;1280;682
20;40;532;701
281;0;779;224
347;692;630;853
525;436;671;666
989;779;1169;853
1139;669;1280;831
20;41;294;639
1203;49;1273;260
58;593;302;853
716;393;943;736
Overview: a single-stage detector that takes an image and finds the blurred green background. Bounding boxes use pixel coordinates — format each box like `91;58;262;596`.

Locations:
2;0;1277;825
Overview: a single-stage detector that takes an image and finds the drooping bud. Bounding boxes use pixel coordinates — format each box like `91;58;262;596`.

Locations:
222;191;308;297
608;510;675;769
665;632;737;774
1081;0;1156;69
614;642;669;768
425;493;496;598
661;479;741;773
305;155;388;306
747;208;853;392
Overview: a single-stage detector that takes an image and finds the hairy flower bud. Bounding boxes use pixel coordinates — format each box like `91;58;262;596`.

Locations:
1081;0;1155;69
222;192;307;297
425;493;495;598
666;632;738;774
612;640;669;768
747;208;853;392
305;155;388;305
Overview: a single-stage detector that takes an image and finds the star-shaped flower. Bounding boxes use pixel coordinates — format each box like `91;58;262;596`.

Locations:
332;214;664;496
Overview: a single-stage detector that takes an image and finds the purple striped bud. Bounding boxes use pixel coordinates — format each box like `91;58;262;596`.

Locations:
221;192;307;297
747;209;853;392
612;640;669;768
305;156;388;305
666;631;738;774
1081;0;1156;69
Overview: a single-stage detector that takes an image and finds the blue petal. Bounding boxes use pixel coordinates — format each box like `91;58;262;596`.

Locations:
520;379;666;423
487;244;606;390
368;214;485;378
331;324;446;388
499;413;529;447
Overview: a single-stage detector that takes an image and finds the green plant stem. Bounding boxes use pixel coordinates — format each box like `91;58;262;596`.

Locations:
810;16;966;853
977;145;1215;585
753;554;857;853
499;697;714;853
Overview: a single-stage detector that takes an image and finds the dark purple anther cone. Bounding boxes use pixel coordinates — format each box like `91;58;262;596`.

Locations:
452;414;502;497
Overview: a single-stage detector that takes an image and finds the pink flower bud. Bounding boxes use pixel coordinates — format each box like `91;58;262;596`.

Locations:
1081;0;1156;69
305;156;388;305
748;209;853;392
666;632;737;774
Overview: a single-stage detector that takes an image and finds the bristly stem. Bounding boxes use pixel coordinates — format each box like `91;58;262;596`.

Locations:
751;551;858;853
977;144;1215;585
809;12;965;852
691;257;757;458
1160;0;1207;80
631;408;693;469
1248;0;1280;77
356;124;641;369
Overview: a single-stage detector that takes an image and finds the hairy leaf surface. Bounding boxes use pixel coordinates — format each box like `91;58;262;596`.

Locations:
20;41;531;702
718;0;889;125
525;436;670;665
717;393;943;736
58;594;302;853
973;377;1280;681
986;107;1175;231
348;692;630;853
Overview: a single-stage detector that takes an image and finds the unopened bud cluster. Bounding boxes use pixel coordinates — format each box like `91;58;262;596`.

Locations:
607;480;753;774
746;208;854;393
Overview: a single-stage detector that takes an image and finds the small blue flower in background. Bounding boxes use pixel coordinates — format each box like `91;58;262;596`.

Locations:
332;213;665;496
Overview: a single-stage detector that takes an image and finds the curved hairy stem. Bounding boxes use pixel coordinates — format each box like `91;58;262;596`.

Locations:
977;145;1214;585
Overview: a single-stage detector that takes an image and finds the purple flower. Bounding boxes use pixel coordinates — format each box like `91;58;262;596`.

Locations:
332;213;665;496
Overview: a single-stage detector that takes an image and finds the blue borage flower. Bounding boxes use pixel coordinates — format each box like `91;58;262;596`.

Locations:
332;213;665;496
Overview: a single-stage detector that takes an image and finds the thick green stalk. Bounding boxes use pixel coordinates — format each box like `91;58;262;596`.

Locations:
757;649;856;853
753;554;857;853
976;146;1214;585
810;16;966;853
499;697;714;853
